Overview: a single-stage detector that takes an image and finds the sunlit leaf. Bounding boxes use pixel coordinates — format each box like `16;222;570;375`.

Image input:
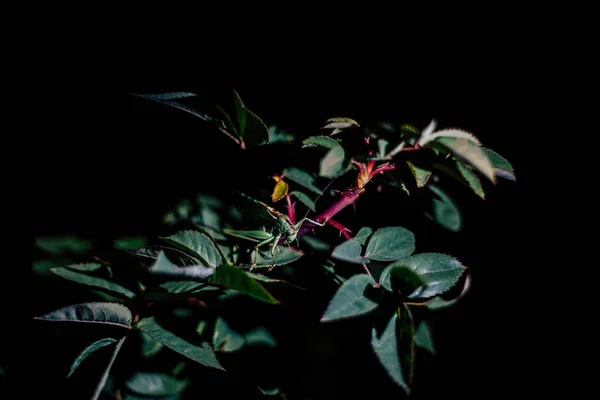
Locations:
150;251;214;280
364;227;415;261
322;117;360;130
34;302;133;329
435;137;495;182
209;264;278;304
483;147;516;181
271;178;289;202
68;338;117;378
302;135;340;149
137;317;224;370
419;128;482;147
51;267;136;299
321;274;379;322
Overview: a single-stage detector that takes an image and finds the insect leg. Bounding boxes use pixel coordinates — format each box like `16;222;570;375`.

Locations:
251;235;276;271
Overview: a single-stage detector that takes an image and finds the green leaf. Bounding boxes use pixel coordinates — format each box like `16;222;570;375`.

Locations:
302;135;340;149
68;338;117;378
130;92;197;101
213;317;246;352
456;161;485;199
387;253;466;299
209;264;278;304
378;138;389;158
282;167;322;195
35;302;133;329
51;267;136;299
65;263;103;272
290;191;316;211
414;321;435;354
35;235;93;255
353;227;373;245
244;107;270;146
435;137;495;182
233;91;247;136
483;147;516;181
419;128;482;147
140;332;164;358
379;265;426;298
322;117;360;130
91;336;127;400
371;305;414;393
126;372;189;397
253;246;304;268
150;251;215;280
216;104;239;137
321;274;379;322
428;184;462;232
268;125;295;143
244;326;276;348
137;317;224;370
114;236;148;250
159;280;207;294
160;230;222;267
426;273;472;310
364;227;415;262
130;93;213;123
319;145;346;178
406;161;432;188
331;239;368;264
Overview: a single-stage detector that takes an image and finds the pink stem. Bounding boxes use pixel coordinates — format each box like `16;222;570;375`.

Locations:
286;194;296;225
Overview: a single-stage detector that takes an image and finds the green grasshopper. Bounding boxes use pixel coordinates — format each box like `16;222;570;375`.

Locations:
223;193;324;270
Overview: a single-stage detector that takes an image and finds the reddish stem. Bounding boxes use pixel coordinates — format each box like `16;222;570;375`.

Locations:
285;194;296;225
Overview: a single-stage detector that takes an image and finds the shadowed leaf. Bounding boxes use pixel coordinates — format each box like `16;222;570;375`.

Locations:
435;137;495;182
35;302;133;329
353;227;373;245
282;167;322;195
126;372;189;397
51;267;136;299
150;251;214;280
68;338;117;378
365;227;415;261
406;161;432;188
35;235;93;255
428;184;462;232
321;274;379;322
331;240;368;264
320;145;346;178
209;264;278;304
160;230;222;267
414;321;435;354
483;147;516;181
290;191;316;211
456;161;485;199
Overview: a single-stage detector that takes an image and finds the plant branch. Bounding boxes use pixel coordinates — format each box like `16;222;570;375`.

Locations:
91;335;127;400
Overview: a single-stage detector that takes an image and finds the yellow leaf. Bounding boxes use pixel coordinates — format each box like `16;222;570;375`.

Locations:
271;178;289;202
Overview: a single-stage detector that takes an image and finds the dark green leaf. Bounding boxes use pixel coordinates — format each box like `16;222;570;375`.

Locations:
428;184;462;232
321;274;379;322
353;227;373;245
331;239;368;264
387;253;466;299
141;332;164;358
137;317;224;370
212;317;246;352
130;92;197;101
130;93;213;123
282;167;322;195
233;91;247;136
322;117;360;130
160;230;222;267
34;302;133;329
364;227;415;261
379;265;426;298
253;246;304;268
245;326;276;348
51;267;136;299
35;235;92;255
378;139;389;158
126;372;189;397
371;305;414;393
414;321;435;354
406;161;432;188
150;251;214;280
290;191;316;211
209;264;278;304
114;236;148;250
66;263;103;272
159;280;207;294
68;338;117;378
91;336;127;400
244;107;270;146
216;104;239;137
435;137;495;182
300;234;332;252
319;145;346;178
483;147;516;181
302;135;340;149
456;161;485;199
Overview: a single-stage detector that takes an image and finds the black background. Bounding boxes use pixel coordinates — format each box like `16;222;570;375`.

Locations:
18;31;556;398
